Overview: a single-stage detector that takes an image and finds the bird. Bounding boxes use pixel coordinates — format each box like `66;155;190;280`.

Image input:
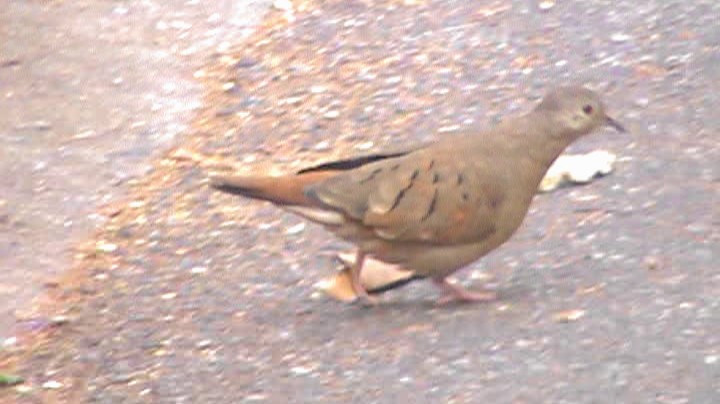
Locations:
210;86;625;305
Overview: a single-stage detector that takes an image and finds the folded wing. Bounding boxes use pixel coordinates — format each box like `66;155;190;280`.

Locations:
306;147;502;245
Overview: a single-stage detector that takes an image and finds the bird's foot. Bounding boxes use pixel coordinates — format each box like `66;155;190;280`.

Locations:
349;276;379;306
349;251;379;307
433;278;498;305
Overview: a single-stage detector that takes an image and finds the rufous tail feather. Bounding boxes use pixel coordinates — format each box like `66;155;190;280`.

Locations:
209;171;334;206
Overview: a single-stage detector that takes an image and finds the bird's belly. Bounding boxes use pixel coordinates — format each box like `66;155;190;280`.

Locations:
360;233;507;279
325;191;535;278
361;201;532;278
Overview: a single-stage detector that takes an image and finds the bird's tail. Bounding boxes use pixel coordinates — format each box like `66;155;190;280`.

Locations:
209;171;334;206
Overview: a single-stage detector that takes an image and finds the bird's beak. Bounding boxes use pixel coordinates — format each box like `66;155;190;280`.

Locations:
605;115;626;133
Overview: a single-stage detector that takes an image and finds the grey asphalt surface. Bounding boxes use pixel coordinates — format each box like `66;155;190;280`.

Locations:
0;0;272;339
4;0;720;403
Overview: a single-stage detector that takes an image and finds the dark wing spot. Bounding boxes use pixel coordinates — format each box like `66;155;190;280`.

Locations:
390;164;400;171
359;168;383;184
389;170;419;212
389;188;408;212
432;172;440;184
427;160;435;171
462;192;469;201
488;192;504;209
421;188;439;222
456;173;464;185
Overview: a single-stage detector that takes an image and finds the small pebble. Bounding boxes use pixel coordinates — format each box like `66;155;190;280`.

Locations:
285;223;305;235
96;241;118;253
538;0;555;11
610;33;631;43
438;125;460;133
73;130;95;139
644;256;661;270
554;309;586;323
283;96;302;105
314;140;330;151
290;366;312;376
42;380;63;389
129;200;146;208
112;6;129;15
33;121;52;130
355;141;374;150
3;337;17;347
634;97;649;108
323;110;340;119
273;0;292;11
51;315;69;326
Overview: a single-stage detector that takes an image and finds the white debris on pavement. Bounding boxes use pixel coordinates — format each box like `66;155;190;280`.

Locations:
539;150;617;192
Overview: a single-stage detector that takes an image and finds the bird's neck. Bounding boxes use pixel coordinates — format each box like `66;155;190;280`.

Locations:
520;111;578;171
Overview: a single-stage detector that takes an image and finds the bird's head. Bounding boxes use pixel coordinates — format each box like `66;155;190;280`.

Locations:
535;86;625;138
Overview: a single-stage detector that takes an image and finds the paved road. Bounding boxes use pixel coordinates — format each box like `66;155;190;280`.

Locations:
3;0;719;402
0;0;272;339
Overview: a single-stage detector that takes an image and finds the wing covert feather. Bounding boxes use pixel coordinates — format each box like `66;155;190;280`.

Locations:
306;148;503;245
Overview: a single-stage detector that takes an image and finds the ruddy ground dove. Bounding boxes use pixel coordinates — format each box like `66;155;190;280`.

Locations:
211;86;625;305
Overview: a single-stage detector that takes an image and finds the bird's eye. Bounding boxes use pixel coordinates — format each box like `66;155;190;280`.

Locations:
582;105;594;115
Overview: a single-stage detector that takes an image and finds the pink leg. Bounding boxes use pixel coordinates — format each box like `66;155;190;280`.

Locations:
433;278;497;305
349;251;377;306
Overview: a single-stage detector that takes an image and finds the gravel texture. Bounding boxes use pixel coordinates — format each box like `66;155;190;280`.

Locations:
0;0;272;339
2;0;719;403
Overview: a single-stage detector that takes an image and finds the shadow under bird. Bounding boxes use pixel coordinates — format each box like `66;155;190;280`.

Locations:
210;86;625;305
